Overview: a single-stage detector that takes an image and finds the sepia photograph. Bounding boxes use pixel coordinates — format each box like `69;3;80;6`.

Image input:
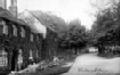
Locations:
0;0;120;75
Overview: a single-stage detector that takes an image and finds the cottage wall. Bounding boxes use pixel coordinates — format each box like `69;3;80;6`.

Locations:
41;27;58;60
0;9;59;72
0;18;43;71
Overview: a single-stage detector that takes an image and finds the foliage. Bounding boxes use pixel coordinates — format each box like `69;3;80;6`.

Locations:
58;19;88;50
90;1;120;55
20;10;90;53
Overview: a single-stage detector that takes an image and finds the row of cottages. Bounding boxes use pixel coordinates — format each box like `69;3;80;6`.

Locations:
18;10;58;60
0;7;58;72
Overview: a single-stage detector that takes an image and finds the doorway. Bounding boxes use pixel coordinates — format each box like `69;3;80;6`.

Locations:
11;48;18;71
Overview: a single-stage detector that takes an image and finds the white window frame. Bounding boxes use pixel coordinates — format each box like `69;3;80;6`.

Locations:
29;49;33;60
2;21;8;35
12;25;17;37
0;20;3;34
30;34;34;42
0;49;8;67
21;27;25;38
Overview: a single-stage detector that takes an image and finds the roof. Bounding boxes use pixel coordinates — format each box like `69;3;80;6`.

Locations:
19;10;57;33
0;8;41;35
30;11;67;33
0;7;26;25
18;10;47;38
29;11;57;33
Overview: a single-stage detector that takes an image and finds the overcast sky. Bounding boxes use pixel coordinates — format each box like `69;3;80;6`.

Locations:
7;0;110;29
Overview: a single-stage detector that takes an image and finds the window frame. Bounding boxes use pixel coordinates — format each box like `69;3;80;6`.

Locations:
20;26;25;38
0;20;3;35
2;20;8;35
12;25;18;37
30;33;34;42
0;49;8;67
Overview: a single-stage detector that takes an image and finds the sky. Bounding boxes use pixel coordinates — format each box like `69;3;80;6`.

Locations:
7;0;110;29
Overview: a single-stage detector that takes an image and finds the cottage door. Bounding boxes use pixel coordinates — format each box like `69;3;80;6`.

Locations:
11;49;18;71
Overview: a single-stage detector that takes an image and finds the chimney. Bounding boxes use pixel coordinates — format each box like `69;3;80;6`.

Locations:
9;0;17;17
0;0;7;9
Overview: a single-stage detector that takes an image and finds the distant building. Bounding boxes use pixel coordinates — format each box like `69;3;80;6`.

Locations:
0;0;7;9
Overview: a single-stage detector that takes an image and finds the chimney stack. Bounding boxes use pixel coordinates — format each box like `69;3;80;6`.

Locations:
0;0;7;9
9;0;17;17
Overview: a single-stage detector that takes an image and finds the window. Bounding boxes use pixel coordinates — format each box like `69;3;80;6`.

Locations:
2;21;8;35
36;50;38;58
17;49;23;64
0;49;8;67
12;25;17;37
21;27;25;38
0;20;3;35
29;49;33;60
30;34;34;42
36;35;39;41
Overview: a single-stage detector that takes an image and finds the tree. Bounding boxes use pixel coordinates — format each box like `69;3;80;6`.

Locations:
58;19;88;54
91;0;120;55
